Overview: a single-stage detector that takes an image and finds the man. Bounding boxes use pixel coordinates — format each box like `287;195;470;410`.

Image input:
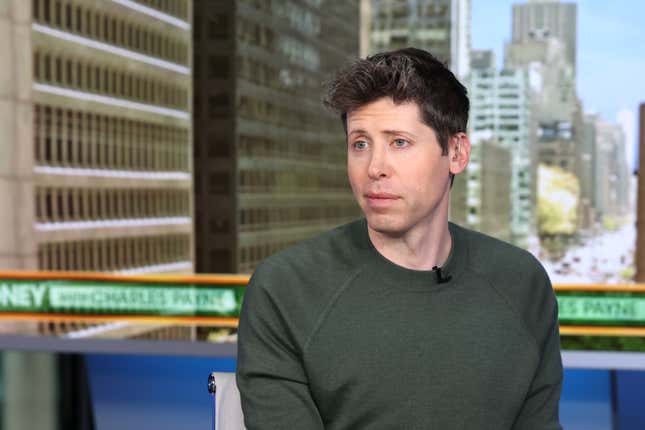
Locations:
237;48;563;429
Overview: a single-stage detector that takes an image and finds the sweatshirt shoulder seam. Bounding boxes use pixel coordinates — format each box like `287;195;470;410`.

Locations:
302;265;366;353
466;267;541;358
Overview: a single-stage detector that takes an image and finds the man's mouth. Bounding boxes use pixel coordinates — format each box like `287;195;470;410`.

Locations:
365;192;400;208
365;192;399;199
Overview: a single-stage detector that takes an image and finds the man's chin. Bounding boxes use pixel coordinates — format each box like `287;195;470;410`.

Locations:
365;213;407;238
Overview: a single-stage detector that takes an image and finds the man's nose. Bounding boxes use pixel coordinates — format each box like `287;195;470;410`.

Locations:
367;146;389;179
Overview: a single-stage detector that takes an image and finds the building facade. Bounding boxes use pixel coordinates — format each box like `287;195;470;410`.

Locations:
636;103;645;282
595;119;630;219
192;0;361;274
467;67;536;247
368;0;470;77
504;19;584;233
0;0;193;274
505;36;576;124
511;0;577;71
450;131;512;242
0;1;193;427
470;48;494;70
578;113;598;227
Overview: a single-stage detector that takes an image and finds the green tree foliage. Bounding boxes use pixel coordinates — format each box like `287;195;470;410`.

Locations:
537;164;580;235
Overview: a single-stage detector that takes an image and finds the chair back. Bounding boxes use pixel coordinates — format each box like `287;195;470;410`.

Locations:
208;372;247;430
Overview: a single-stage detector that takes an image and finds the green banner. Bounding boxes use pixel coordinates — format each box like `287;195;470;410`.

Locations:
3;278;645;325
557;295;645;324
0;279;245;317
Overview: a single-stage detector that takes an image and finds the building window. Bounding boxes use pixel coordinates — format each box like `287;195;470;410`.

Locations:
208;94;229;118
208;14;229;39
208;55;229;79
54;0;61;26
209;173;230;194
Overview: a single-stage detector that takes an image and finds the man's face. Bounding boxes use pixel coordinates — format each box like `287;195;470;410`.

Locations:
346;97;453;236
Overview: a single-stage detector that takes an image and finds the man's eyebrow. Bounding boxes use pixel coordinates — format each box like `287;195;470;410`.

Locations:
348;129;417;138
347;129;369;137
382;129;418;139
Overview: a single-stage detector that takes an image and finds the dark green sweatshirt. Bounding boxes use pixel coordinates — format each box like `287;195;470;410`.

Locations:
237;219;563;429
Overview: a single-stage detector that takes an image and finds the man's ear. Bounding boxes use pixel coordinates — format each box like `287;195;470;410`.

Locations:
448;133;471;175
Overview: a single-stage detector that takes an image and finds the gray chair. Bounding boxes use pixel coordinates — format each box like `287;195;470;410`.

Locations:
208;372;247;430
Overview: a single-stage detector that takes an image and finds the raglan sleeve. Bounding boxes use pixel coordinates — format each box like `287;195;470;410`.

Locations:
236;263;325;430
512;265;564;430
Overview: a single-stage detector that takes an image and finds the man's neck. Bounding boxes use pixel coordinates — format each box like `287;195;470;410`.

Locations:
367;216;452;271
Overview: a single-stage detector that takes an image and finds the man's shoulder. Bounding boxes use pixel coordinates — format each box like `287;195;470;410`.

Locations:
250;218;365;293
264;218;362;266
240;220;367;351
452;222;552;306
452;223;556;345
452;222;544;278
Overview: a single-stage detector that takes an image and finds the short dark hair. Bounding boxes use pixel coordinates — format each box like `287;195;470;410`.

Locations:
323;47;469;155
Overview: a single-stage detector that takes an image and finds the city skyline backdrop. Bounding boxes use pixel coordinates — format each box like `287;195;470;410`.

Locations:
0;2;641;427
472;0;644;171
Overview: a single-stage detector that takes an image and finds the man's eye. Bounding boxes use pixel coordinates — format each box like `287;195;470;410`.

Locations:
393;138;409;148
353;141;368;150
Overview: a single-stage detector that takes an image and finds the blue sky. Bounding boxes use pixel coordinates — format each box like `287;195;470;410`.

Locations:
471;0;645;167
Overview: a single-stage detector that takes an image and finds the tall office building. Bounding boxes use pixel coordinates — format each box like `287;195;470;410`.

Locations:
0;0;193;274
450;131;512;242
470;49;495;70
636;103;645;282
369;0;471;77
193;0;361;274
506;2;579;174
594;120;630;219
0;1;193;426
505;36;576;124
505;17;583;228
360;0;372;57
467;65;535;247
511;0;577;71
536;119;579;190
579;113;598;227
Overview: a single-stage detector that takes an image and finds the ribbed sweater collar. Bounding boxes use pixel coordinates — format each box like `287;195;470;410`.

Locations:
351;218;468;289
